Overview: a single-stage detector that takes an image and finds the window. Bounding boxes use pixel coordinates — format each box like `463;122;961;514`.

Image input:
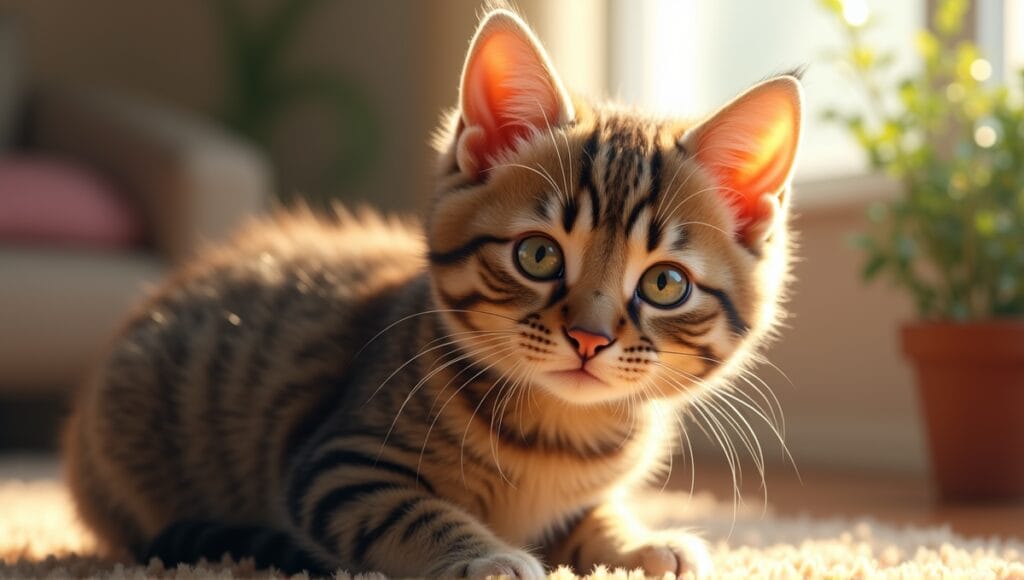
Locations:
999;0;1024;78
608;0;923;183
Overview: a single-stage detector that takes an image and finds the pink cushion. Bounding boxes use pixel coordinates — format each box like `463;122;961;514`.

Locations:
0;155;143;248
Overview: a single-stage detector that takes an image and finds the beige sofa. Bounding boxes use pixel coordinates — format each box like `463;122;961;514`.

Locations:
0;87;272;392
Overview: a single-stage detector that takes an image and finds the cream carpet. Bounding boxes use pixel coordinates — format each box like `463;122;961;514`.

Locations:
1;456;1022;579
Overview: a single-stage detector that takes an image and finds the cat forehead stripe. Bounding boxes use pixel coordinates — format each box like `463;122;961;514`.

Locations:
566;117;667;239
580;128;601;228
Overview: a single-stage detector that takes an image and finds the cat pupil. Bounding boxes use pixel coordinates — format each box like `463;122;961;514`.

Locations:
535;246;547;263
657;272;668;291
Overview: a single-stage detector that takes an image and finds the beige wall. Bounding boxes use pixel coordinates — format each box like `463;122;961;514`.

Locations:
0;1;930;475
761;185;927;474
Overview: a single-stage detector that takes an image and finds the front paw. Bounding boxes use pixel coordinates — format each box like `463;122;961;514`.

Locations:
623;532;713;578
442;549;546;579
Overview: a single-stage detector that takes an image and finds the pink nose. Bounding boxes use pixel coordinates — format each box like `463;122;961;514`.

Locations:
564;327;613;360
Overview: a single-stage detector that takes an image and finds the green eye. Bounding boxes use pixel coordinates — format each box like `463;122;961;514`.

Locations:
638;264;691;308
515;235;564;280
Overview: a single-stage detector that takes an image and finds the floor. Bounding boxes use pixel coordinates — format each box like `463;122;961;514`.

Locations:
4;452;1022;542
684;462;1024;541
2;454;1023;577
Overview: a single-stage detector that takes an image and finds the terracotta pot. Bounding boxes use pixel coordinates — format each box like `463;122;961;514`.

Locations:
902;321;1024;502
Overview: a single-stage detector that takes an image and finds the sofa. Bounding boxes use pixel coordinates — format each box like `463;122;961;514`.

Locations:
0;18;272;393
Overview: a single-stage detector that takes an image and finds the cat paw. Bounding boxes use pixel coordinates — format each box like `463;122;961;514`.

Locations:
624;533;713;578
444;549;546;579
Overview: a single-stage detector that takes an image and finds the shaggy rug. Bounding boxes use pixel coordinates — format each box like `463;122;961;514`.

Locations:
1;456;1022;579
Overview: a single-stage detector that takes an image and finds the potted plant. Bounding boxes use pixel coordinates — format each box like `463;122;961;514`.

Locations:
820;0;1024;501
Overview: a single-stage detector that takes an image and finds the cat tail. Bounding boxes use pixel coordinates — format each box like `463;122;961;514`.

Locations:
141;519;330;576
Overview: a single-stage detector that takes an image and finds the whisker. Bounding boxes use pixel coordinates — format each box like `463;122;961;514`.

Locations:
634;375;698;508
701;389;774;517
661;365;765;476
661;407;675;492
491;365;532;486
641;389;678;494
560;124;574;207
702;394;765;483
671;220;732;238
421;328;514;350
508;365;534;440
657;349;788;439
353;308;518;360
365;331;515;405
656;141;771;230
726;372;784;436
749;352;795;387
656;148;729;223
676;405;697;498
687;394;743;528
534;97;571;206
454;358;523;483
486;162;565;204
649;370;742;531
654;154;700;223
423;341;516;415
718;386;799;480
655;357;800;521
414;347;520;486
658;180;748;235
378;339;514;458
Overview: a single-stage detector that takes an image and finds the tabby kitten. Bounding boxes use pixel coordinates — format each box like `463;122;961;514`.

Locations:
65;8;802;578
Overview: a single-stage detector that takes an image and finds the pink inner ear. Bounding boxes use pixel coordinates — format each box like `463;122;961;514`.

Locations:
692;83;800;239
461;30;562;168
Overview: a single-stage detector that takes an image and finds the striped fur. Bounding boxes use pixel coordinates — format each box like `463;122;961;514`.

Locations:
65;7;801;578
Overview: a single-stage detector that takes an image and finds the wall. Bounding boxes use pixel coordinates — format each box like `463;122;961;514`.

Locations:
761;183;927;474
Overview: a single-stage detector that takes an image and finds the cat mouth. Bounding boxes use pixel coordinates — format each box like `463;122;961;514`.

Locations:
547;367;609;387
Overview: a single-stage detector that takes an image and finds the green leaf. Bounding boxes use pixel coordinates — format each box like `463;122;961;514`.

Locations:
914;30;939;60
935;0;968;38
817;0;1024;319
954;43;982;84
864;254;888;282
852;46;877;70
975;211;997;236
819;0;844;15
862;254;888;281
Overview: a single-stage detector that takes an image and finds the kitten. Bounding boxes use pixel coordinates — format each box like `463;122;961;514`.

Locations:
64;7;801;578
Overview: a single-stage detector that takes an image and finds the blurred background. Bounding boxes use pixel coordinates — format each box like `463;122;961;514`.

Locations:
0;0;1022;509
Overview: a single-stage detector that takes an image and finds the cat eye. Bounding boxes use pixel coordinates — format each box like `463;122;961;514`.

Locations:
638;264;692;308
514;235;564;281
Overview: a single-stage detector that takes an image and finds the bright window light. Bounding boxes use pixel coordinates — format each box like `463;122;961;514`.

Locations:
610;0;923;183
843;0;870;27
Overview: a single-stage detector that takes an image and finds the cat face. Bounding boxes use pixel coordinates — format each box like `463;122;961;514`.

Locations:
427;10;801;406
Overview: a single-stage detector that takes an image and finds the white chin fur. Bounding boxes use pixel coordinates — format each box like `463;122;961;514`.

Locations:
533;370;635;405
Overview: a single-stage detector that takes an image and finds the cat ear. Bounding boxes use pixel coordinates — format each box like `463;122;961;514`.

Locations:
456;9;575;178
681;76;803;245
